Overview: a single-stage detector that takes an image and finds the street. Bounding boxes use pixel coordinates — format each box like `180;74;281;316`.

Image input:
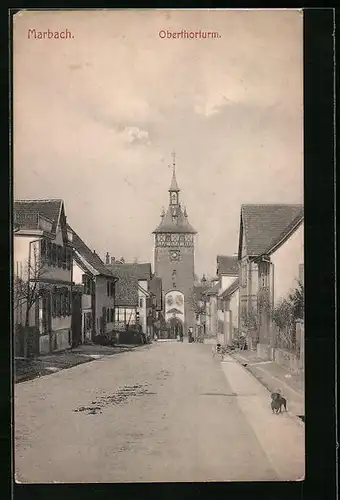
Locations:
14;342;304;483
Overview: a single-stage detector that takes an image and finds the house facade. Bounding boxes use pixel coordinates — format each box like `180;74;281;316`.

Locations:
237;204;304;352
14;199;73;355
216;255;239;342
221;278;240;346
106;261;154;336
67;226;117;344
203;280;219;338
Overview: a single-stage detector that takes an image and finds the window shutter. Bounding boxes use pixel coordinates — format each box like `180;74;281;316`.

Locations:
40;239;46;262
47;240;51;266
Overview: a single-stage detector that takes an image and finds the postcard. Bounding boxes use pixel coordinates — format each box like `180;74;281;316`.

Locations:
13;8;304;483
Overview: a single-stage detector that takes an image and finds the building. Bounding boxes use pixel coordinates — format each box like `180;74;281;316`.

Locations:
152;158;197;338
220;278;240;346
202;280;219;338
14;199;73;355
216;255;239;341
67;226;117;345
105;262;154;336
237;204;304;351
148;276;163;338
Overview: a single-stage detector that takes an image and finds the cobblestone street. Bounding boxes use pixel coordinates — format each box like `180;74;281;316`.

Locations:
14;342;304;483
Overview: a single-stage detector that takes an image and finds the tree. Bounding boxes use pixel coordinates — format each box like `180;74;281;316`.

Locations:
272;281;304;350
13;242;47;356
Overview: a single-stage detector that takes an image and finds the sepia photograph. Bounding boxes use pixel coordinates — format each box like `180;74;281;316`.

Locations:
13;8;304;483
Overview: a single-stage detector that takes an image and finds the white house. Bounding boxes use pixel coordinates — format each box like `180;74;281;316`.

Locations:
216;255;239;342
14;199;73;355
237;203;304;352
67;225;117;344
221;278;240;346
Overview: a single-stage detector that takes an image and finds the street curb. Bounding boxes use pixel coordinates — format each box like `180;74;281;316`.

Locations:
227;356;305;429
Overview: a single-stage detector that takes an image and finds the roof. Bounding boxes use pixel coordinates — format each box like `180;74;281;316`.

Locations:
67;225;115;278
109;265;139;307
203;283;219;296
221;278;240;299
106;263;152;281
193;283;211;299
14;199;63;234
239;204;304;258
153;205;196;234
149;276;162;310
216;255;239;276
169;168;180;192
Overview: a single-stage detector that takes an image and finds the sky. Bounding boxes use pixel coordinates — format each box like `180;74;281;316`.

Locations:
13;9;303;277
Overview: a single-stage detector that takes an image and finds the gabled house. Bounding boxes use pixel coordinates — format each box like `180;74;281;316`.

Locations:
149;276;163;338
221;278;240;346
216;255;239;340
67;226;118;345
202;279;219;338
106;265;139;329
105;261;154;336
237;204;304;351
14;199;73;355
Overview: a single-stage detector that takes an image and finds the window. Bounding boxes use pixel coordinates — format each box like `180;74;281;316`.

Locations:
52;291;57;318
110;281;114;297
66;247;72;270
259;263;269;288
40;239;47;263
51;243;57;266
241;262;248;287
139;298;144;308
110;308;114;323
107;281;110;297
106;309;110;323
56;291;61;317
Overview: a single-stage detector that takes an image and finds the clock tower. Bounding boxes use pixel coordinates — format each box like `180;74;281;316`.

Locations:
152;154;197;337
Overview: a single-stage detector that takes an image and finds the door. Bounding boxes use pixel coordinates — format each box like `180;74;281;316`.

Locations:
71;291;82;347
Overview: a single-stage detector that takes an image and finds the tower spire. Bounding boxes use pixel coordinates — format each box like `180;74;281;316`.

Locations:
169;150;180;192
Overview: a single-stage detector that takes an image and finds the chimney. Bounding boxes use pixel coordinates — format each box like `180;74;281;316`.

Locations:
110;256;115;264
105;252;110;264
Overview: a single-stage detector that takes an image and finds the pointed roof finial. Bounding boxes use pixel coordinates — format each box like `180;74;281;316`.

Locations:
161;206;165;218
169;150;180;192
172;149;176;169
183;206;188;217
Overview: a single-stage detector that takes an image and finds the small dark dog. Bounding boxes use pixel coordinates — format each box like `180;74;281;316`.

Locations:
271;392;287;413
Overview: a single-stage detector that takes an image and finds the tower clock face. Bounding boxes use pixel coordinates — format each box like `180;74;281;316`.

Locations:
169;249;180;261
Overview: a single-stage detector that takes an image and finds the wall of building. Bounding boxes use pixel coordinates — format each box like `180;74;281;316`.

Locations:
138;280;148;334
95;275;115;333
271;222;304;305
154;243;195;332
72;261;84;285
220;275;238;294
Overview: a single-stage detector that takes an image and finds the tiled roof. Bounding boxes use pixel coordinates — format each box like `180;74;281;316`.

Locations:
149;276;162;310
108;265;139;307
203;283;219;296
14;199;63;233
240;204;304;257
153;205;196;234
67;225;115;278
193;284;211;299
216;255;239;276
106;263;152;281
221;278;240;299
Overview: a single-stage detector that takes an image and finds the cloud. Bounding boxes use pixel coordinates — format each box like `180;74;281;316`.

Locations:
122;126;150;145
